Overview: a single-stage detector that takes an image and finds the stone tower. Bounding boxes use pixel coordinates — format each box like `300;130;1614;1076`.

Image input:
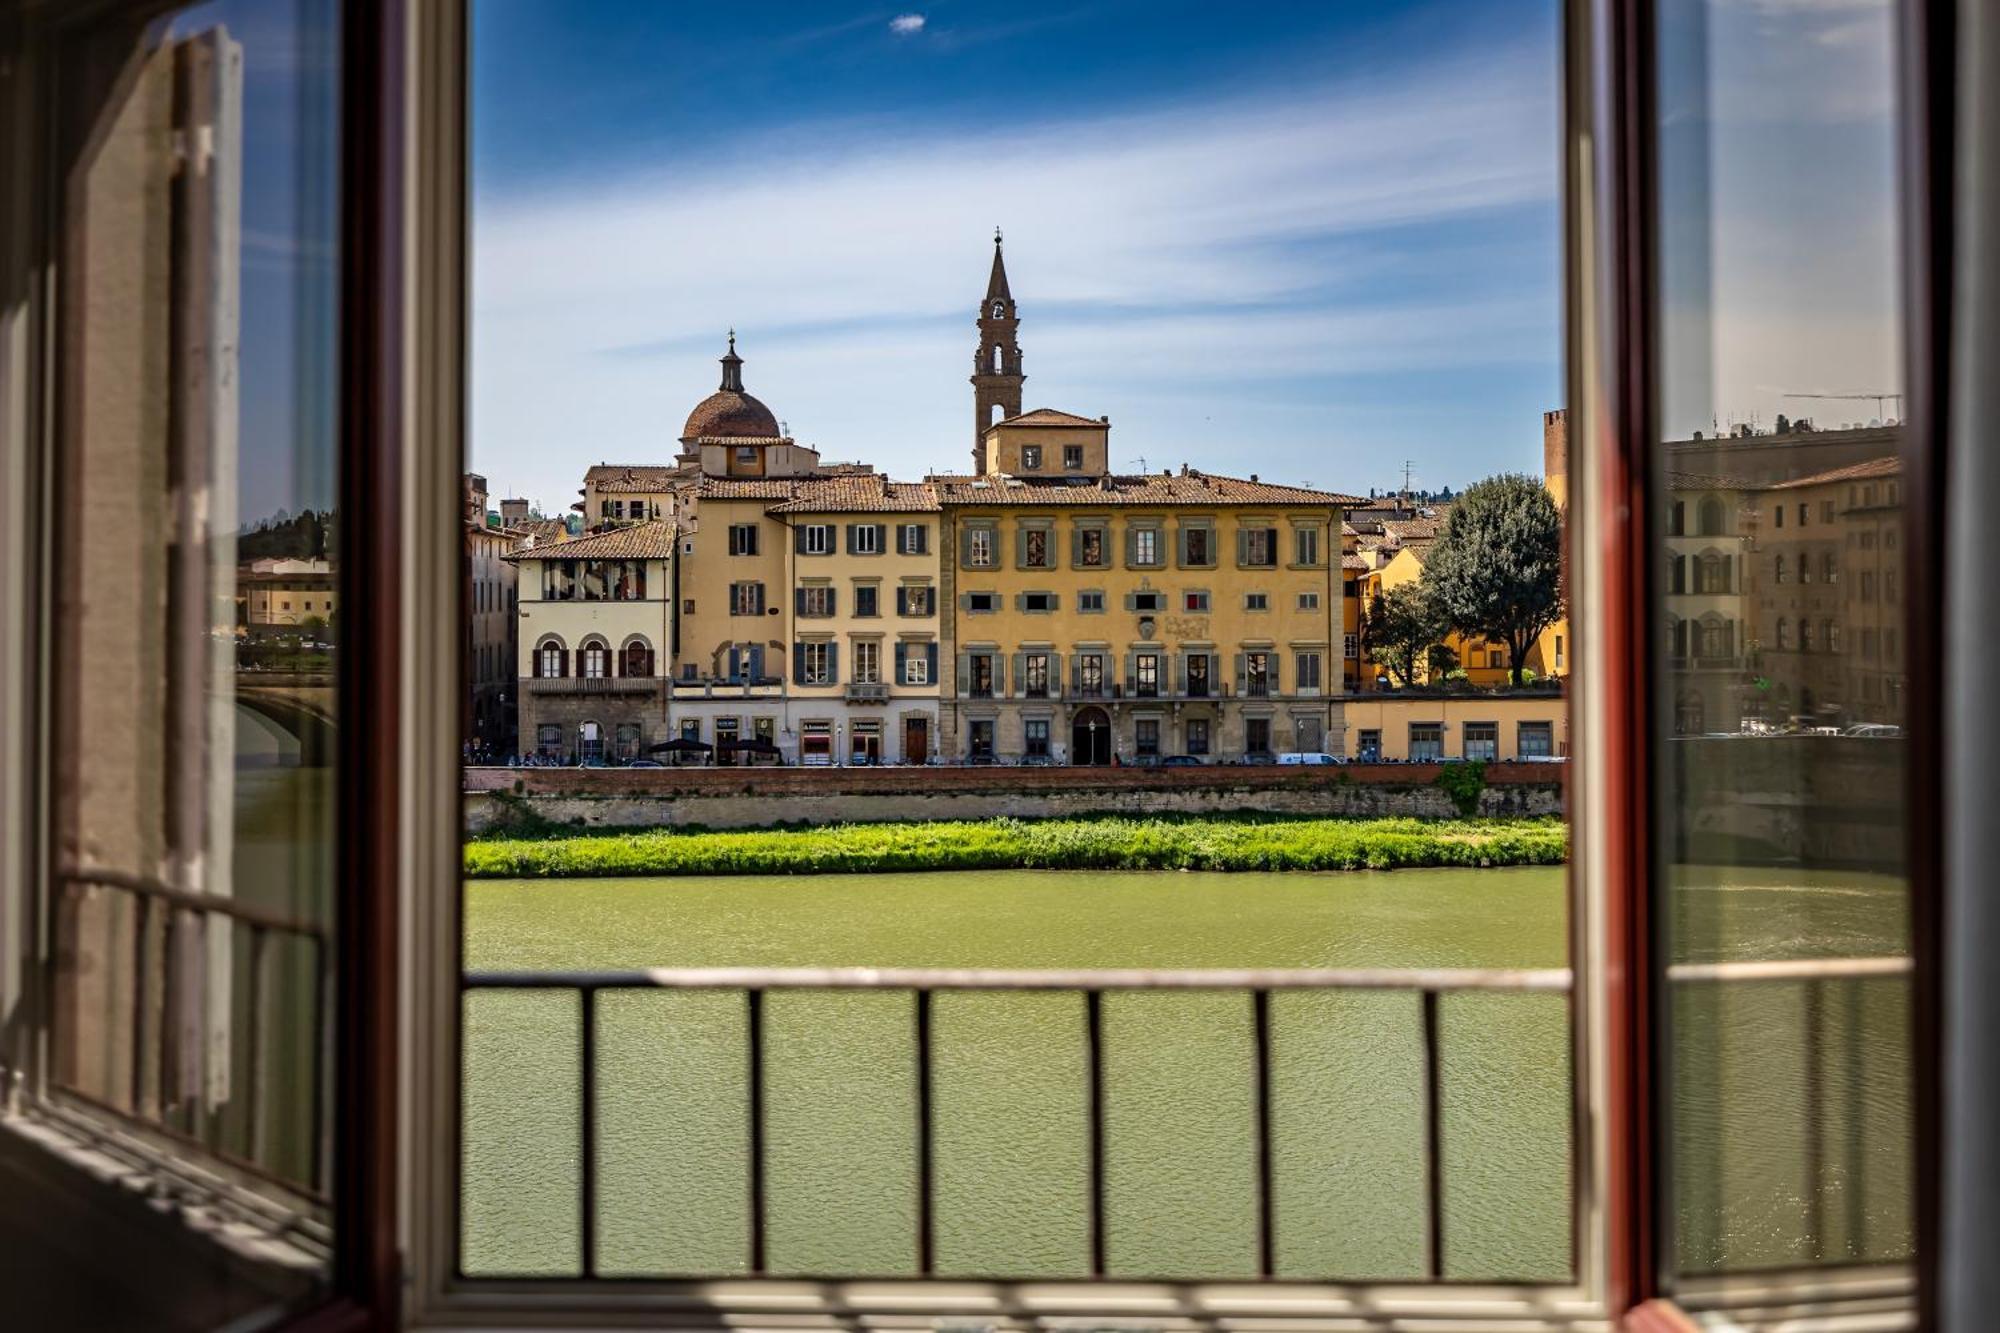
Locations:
970;228;1024;473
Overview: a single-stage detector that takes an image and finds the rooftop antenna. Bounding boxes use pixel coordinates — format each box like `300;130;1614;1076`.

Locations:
1781;390;1905;420
1129;455;1149;474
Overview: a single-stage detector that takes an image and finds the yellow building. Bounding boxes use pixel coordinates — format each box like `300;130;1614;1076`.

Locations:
934;411;1358;764
242;558;337;629
1338;691;1568;762
577;463;682;528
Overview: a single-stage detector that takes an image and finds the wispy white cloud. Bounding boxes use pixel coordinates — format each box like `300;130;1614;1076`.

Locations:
471;39;1558;501
889;13;925;35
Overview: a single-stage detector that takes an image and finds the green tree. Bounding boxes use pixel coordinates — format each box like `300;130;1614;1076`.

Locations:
1425;474;1564;684
1364;583;1447;688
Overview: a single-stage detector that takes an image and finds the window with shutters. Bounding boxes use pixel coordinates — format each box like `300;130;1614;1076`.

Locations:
1131;527;1160;567
1023;528;1052;568
1132;591;1164;612
1244;651;1270;697
1024;654;1050;698
902;646;931;685
1077;526;1106;567
966;591;997;614
624;641;653;677
731;581;765;616
1697;553;1730;594
1078;590;1105;613
855;584;880;617
800;641;833;685
800;585;835;618
902;584;935;617
728;523;759;556
1022;592;1057;613
1294;651;1322;693
1184;591;1210;613
852;640;880;684
969;654;996;698
898;523;927;555
1186;654;1211;697
1022;445;1043;470
538;639;566;677
850;524;883;555
1078;654;1105;696
968;528;995;567
1135;654;1160;697
1182;527;1212;566
803;524;835;555
1297;527;1322;566
1063;444;1084;470
1243;527;1277;567
581;642;610;678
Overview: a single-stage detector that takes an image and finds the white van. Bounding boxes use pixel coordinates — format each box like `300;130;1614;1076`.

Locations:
1278;751;1340;766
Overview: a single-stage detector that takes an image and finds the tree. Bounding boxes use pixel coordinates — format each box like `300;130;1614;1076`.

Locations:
1424;473;1565;685
1364;583;1447;688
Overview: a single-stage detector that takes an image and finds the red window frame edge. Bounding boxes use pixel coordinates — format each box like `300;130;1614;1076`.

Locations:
1575;0;1953;1326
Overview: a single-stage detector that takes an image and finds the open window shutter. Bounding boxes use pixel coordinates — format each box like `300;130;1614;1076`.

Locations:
1175;653;1187;694
754;583;766;615
1124;527;1139;568
1071;527;1084;567
827;643;840;683
795;587;806;616
873;524;887;553
1050;654;1063;694
895;586;908;616
1070;653;1082;687
1236;529;1250;566
1269;653;1282;691
895;525;908;555
1013;592;1024;613
748;645;763;679
895;641;908;684
793;642;806;682
1010;653;1025;697
1014;527;1028;569
1122;591;1135;612
1124;652;1136;692
826;588;837;616
927;642;939;683
956;653;971;696
1210;653;1223;689
1234;653;1247;688
960;527;974;568
557;644;568;677
726;646;740;680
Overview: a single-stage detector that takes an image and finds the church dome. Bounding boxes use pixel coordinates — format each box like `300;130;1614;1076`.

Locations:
681;333;781;440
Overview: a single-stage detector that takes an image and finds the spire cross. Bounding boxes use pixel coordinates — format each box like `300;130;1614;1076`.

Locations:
994;226;1003;244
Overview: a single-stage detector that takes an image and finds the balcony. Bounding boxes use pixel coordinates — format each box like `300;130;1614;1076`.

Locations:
530;675;657;697
669;677;785;700
845;682;889;703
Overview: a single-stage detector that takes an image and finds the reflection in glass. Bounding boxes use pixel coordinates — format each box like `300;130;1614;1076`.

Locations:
40;0;339;1321
1655;0;1912;1280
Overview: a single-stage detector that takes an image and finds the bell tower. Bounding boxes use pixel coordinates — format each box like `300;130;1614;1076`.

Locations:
970;228;1024;473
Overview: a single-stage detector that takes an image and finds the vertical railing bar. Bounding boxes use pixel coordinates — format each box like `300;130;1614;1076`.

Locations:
190;909;211;1151
131;892;151;1121
1803;976;1825;1263
1422;988;1445;1282
1086;988;1106;1279
579;985;598;1279
246;925;271;1168
915;987;935;1277
310;934;330;1198
160;907;178;1135
1254;988;1276;1280
747;987;766;1276
1842;976;1865;1259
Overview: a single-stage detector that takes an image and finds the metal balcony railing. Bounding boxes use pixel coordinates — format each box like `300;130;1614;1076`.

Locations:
531;675;654;696
460;964;1571;1282
49;869;331;1209
845;681;889;703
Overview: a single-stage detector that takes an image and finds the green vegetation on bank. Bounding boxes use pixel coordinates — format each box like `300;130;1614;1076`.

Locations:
463;814;1568;879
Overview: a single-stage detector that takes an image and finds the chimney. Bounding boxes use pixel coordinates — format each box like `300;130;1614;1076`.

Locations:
500;497;529;527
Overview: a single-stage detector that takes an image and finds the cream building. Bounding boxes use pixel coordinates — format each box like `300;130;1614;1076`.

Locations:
1338;692;1568;762
509;521;676;763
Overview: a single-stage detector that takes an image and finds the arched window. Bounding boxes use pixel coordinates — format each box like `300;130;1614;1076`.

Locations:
991;345;1002;373
1699;617;1730;660
1675;690;1705;735
1776;617;1791;650
987;401;1004;429
1698;553;1729;594
991;300;1005;319
1774;554;1788;584
536;636;567;678
579;638;610;678
622;637;653;678
579;721;604;764
1698;496;1725;536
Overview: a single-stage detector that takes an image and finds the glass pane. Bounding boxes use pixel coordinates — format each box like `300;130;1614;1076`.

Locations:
1654;0;1913;1282
32;0;339;1324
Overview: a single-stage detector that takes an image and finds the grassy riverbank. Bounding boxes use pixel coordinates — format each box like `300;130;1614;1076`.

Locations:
463;813;1568;878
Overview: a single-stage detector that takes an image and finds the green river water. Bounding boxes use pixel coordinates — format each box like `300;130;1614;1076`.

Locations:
461;865;1910;1281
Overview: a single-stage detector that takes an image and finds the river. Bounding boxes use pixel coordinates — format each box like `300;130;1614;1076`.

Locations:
461;865;1909;1281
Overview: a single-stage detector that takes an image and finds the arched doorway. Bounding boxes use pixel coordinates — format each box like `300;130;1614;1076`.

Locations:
1071;706;1112;765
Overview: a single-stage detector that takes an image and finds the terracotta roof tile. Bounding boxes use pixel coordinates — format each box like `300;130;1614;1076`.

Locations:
584;464;684;492
926;471;1362;508
1667;469;1759;491
988;408;1106;429
1766;455;1902;490
766;479;939;513
505;520;678;562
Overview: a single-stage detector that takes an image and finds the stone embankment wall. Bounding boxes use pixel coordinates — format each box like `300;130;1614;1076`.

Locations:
1670;735;1905;870
464;763;1566;833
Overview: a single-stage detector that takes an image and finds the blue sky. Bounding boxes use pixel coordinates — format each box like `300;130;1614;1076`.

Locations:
468;0;1565;511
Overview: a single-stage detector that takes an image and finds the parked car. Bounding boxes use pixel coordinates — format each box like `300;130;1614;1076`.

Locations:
1278;751;1340;766
1239;752;1277;766
1160;754;1205;767
625;758;663;768
1843;723;1903;738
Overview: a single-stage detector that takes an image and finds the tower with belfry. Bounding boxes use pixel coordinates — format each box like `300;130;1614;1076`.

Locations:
969;228;1024;473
